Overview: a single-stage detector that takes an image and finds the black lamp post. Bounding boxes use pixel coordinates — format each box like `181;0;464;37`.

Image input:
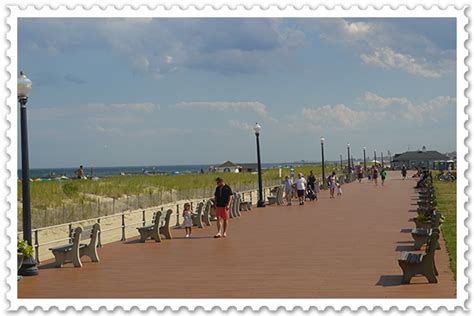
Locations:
374;150;377;166
18;71;38;276
381;151;384;167
347;143;351;171
254;123;265;208
320;137;325;188
363;147;367;170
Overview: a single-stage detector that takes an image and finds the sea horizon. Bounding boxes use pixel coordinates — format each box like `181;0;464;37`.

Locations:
18;161;337;179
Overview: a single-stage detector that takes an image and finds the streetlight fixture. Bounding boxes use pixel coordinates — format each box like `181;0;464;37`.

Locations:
363;147;367;171
18;71;38;276
320;137;326;189
254;123;265;208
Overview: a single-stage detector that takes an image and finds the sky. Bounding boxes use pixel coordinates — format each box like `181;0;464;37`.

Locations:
17;18;457;168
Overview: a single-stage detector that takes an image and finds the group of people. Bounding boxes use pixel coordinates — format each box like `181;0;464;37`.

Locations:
183;165;390;239
357;164;387;186
282;170;343;206
182;177;233;238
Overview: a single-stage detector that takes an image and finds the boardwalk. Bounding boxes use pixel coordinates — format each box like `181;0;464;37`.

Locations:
18;171;456;298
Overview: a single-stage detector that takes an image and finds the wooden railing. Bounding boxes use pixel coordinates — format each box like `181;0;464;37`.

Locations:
18;183;280;263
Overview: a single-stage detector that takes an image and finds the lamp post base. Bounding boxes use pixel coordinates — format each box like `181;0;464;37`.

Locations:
257;200;266;208
18;256;38;276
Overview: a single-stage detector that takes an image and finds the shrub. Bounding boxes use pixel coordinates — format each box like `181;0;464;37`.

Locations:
62;182;79;197
17;240;34;257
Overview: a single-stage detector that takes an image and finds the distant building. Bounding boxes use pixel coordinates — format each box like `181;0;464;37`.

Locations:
239;163;258;173
212;161;258;173
391;147;451;170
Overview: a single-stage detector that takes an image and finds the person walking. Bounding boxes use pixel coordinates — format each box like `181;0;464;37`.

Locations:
329;171;337;198
295;173;307;206
307;171;316;191
283;175;293;206
357;165;363;183
213;177;233;238
401;165;407;180
380;167;387;186
373;166;379;186
367;167;372;182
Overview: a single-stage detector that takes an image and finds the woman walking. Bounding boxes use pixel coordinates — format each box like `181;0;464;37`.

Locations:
329;171;337;198
373;166;379;185
283;175;293;206
357;165;363;183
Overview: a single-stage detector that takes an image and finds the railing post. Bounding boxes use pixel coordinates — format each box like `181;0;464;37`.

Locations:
34;230;39;264
121;213;126;241
142;209;146;226
97;218;102;247
68;223;73;243
176;204;180;226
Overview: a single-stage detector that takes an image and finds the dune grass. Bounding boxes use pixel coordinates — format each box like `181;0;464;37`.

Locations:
18;164;342;210
433;179;457;277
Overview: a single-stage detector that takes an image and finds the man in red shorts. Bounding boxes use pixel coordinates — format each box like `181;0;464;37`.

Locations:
213;177;233;238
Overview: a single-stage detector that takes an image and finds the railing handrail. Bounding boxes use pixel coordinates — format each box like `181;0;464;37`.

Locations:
18;185;278;235
19;185;280;263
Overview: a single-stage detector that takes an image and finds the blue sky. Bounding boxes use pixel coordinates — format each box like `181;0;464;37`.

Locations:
18;18;457;168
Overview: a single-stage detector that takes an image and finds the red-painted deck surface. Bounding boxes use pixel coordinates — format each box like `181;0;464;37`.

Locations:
18;172;456;298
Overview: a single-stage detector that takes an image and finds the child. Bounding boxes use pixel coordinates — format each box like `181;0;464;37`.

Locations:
283;176;293;206
336;183;343;197
182;203;194;238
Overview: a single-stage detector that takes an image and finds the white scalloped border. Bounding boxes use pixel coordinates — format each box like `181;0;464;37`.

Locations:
3;3;470;312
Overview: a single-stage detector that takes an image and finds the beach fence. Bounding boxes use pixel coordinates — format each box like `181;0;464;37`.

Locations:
17;182;281;263
17;179;281;230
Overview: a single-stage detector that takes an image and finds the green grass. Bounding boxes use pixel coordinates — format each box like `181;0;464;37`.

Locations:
18;164;341;210
433;179;457;277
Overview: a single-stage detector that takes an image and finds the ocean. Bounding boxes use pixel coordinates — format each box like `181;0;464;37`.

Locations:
19;162;301;179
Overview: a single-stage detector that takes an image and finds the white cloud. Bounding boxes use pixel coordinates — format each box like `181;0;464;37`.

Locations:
174;101;268;116
30;102;159;122
363;91;410;108
402;96;456;122
302;104;385;128
302;19;454;79
229;120;254;132
360;47;443;79
343;21;373;35
292;92;455;132
362;92;455;122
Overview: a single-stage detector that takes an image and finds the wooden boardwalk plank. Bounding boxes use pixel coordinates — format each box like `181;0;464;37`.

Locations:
18;172;456;298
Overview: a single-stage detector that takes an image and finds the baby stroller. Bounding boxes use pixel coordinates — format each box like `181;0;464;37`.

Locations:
305;186;317;201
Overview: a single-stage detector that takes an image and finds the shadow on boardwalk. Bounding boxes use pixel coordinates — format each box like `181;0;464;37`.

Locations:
18;172;456;298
